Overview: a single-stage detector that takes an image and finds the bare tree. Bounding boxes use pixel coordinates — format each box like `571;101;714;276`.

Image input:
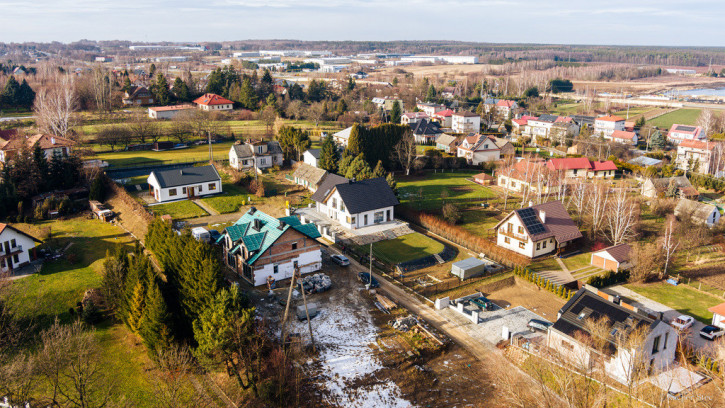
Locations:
0;353;37;405
128;115;161;144
150;345;211;408
570;181;587;226
605;188;639;245
586;182;609;238
392;128;417;176
307;102;326;127
260;105;277;136
697;108;715;137
660;216;679;279
498;154;516;211
90;66;114;113
35;74;77;138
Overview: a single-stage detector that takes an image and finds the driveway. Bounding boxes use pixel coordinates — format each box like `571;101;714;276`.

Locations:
607;285;716;352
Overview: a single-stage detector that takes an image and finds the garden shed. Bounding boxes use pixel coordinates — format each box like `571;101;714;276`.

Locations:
451;257;487;280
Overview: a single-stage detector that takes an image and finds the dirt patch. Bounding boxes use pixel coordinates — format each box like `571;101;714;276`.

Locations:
485;278;565;321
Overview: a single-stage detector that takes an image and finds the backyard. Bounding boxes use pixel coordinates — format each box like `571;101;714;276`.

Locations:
94;141;236;167
397;170;498;212
371;232;445;264
625;282;720;324
199;183;251;214
147;200;209;219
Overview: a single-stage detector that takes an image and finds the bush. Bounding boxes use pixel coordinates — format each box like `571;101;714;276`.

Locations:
442;203;461;224
588;270;630;288
81;301;103;324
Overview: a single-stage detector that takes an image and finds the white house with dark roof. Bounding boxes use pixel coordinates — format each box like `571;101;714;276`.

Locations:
667;124;706;144
410;119;443;144
229;140;283;171
147;165;222;203
0;223;41;274
302;148;320;167
456;134;513;165
548;287;676;384
333;126;353;147
310;177;399;230
495;200;582;258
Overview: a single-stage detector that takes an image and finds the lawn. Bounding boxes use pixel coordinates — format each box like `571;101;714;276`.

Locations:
94;141;236;167
371;233;445;264
200;183;251;214
648;108;702;129
561;252;592;271
6;218;157;405
147;200;208;219
397;170;497;211
625;282;720;324
460;208;501;235
528;257;561;272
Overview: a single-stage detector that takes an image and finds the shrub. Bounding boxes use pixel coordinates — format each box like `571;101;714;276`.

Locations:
442;203;461;224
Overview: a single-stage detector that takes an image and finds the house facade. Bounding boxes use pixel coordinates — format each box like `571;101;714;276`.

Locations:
594;115;626;138
0;223;41;274
310;177;399;230
333;126;353;147
546;158;617;179
229;140;284;171
676;140;718;174
609;130;638;145
451;111;481;133
193;93;234;111
147;165;222;203
411;119;443;144
435;134;461;153
667;124;706;144
302;149;320;167
433;109;454;128
674;199;721;227
497;160;560;195
292;163;332;192
549;288;676;384
401;112;429;125
122;86;154;106
416;102;446;117
0;134;76;164
220;208;322;286
456;134;512;165
641;176;699;200
148;104;195;119
494;201;581;258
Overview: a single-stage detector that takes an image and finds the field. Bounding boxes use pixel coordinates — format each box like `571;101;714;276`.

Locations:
371;233;445;264
648;108;702;129
147;200;208;219
625;282;720;324
199;183;251;214
6;218;158;405
396;170;498;211
95;141;236;167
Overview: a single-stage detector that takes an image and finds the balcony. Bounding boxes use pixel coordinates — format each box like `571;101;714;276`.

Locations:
0;245;22;256
498;229;528;242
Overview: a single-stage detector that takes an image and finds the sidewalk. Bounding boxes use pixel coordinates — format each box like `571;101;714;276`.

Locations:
193;199;219;216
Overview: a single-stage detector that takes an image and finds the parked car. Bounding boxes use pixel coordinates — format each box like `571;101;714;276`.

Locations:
671;315;695;331
528;319;553;332
700;325;725;341
331;254;350;266
358;272;379;288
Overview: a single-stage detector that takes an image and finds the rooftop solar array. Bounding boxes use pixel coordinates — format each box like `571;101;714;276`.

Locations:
519;208;547;235
675;125;696;132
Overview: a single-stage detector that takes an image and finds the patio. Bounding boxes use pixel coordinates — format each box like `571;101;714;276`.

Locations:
295;206;414;245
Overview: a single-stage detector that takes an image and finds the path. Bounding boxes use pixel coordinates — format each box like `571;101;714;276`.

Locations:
185;212;243;228
606;285;712;352
555;257;569;273
193;199;220;216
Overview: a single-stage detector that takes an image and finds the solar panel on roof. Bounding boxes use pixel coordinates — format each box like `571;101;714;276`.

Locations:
676;125;696;132
519;208;547;234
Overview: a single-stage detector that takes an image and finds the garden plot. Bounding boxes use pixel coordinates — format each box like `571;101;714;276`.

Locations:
289;292;412;408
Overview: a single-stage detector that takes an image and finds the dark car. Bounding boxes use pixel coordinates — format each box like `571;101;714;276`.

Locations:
331;254;350;266
700;325;725;341
358;272;379;288
528;319;553;332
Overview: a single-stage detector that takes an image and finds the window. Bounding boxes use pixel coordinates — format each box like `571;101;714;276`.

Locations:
351;217;356;224
198;186;203;194
518;226;524;234
364;214;368;224
260;158;267;165
561;340;573;351
182;187;187;194
374;211;384;223
332;198;337;209
340;202;346;212
663;333;668;350
542;241;547;249
293;260;298;269
10;239;16;248
652;335;661;354
504;237;510;244
258;146;263;154
536;242;540;250
291;242;297;250
12;254;18;263
273;264;279;274
209;183;216;191
169;188;177;196
511;182;516;188
519;242;525;249
507;223;513;233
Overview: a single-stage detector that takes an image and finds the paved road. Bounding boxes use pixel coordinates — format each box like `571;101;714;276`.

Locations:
0;115;33;122
607;285;716;353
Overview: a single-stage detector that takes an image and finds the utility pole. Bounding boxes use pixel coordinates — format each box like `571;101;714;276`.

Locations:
368;243;373;290
280;271;297;343
297;267;316;353
208;130;213;162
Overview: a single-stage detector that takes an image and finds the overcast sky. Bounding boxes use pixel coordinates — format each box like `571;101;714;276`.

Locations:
0;0;722;46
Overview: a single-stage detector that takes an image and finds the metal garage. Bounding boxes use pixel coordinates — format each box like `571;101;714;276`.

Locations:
451;257;487;280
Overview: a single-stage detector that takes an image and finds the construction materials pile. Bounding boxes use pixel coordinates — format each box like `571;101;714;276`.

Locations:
300;273;332;294
390;315;418;332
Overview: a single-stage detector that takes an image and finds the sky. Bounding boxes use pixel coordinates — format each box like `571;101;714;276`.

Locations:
0;0;723;46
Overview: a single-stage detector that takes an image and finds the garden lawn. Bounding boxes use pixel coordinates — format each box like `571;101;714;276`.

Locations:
397;170;497;211
625;282;719;324
460;209;501;235
371;233;445;264
200;183;251;214
648;108;702;129
562;252;593;271
528;257;561;272
148;200;208;219
94;141;236;167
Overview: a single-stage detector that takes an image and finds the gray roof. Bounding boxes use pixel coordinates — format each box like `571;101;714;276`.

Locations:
292;163;327;186
150;165;221;189
675;199;719;224
232;141;282;158
306;148;321;159
232;144;253;158
310;173;349;202
311;176;399;214
537;114;559;123
628;156;662;167
452;257;486;270
597;243;632;263
435;133;460;147
411;119;442;136
334;126;353;141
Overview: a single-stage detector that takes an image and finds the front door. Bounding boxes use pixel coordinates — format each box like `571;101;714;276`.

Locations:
187;186;196;198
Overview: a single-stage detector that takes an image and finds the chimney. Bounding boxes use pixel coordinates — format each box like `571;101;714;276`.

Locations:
528;200;533;208
539;210;546;223
51;137;55;145
253;218;262;231
278;220;286;230
249;206;257;214
179;169;184;175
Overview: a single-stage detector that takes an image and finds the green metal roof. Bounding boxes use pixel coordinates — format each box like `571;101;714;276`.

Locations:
224;209;321;265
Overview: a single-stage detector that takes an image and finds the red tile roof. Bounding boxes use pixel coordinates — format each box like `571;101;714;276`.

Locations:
679;139;716;150
496;100;516;108
709;302;725;317
611;130;636;140
591;160;618;171
555;116;573;123
149;104;195;112
546;157;593;171
596;115;625;122
1;133;76;152
434;109;454;117
193;93;233;106
453;111;479;117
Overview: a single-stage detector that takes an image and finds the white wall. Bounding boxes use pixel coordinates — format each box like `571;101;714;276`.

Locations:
496;214;557;258
303;151;319;167
0;228;36;273
148;173;222;203
251;250;322;286
200;104;233;111
605;323;676;384
317;190;394;230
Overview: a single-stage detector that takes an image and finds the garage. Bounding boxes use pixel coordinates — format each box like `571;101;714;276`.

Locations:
590;244;632;272
591;254;618;271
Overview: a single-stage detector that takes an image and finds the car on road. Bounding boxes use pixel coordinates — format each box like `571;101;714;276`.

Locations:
671;315;695;331
358;272;379;288
331;254;350;266
700;325;725;341
528;319;553;332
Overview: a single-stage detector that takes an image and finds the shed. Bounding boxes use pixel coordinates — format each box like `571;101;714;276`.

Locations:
191;227;210;242
451;257;487;280
591;244;632;272
473;172;494;186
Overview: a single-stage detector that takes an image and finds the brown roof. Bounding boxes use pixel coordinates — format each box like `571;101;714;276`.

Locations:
453;111;479;117
0;133;76;152
0;222;42;242
292;163;327;187
598;243;631;263
496;200;581;243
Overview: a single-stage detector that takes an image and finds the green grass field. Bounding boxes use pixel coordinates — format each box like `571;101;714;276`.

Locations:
148;200;208;219
397;170;497;211
94;141;236;167
6;219;158;405
625;282;720;324
561;252;592;271
460;209;501;235
200;183;251;214
648;108;702;129
371;233;445;264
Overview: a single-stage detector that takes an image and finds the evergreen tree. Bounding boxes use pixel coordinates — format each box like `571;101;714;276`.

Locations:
0;76;20;108
372;160;386;178
386;173;398;195
345;123;365;157
649;130;665;150
149;63;156;77
126;282;146;335
141;282;173;354
346;77;356;92
336;99;348;116
206;68;225;95
344;154;373;180
389;101;402;124
178;239;221;324
338;153;355;176
426;84;437;102
122;76;132;93
89;174;106;201
259;69;274;99
171;77;190;102
17;79;35;109
233;78;258;110
152;73;171;106
32;144;49;191
318;134;340;173
307;79;327;102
